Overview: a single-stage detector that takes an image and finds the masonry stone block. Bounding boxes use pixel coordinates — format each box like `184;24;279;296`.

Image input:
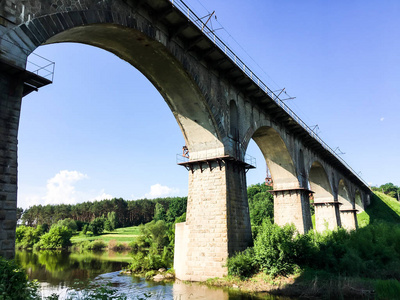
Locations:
314;202;341;232
1;239;14;250
340;210;358;231
2;220;16;230
273;189;312;234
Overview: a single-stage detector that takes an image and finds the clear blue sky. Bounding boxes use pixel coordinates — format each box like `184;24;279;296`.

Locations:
18;0;400;209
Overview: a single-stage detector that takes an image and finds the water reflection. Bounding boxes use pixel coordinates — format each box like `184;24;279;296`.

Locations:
16;250;292;300
16;250;128;287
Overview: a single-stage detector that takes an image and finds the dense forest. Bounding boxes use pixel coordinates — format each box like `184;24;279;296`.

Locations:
18;182;398;230
18;197;187;229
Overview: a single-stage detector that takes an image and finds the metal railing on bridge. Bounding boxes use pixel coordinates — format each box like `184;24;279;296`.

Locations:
0;37;55;82
169;0;369;188
26;52;55;82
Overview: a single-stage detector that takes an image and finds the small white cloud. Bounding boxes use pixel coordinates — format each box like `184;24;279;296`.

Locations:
19;170;115;208
43;170;88;205
90;190;113;202
380;117;385;121
144;184;179;199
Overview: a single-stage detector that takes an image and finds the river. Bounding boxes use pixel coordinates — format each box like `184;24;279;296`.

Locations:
15;250;292;300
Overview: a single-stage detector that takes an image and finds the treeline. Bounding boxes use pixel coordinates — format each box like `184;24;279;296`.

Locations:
19;197;187;228
372;182;400;200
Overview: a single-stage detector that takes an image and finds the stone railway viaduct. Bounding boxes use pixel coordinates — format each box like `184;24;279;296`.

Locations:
0;0;370;281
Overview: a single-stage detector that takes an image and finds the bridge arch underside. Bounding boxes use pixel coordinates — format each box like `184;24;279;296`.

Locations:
309;161;341;232
355;189;364;212
338;179;358;231
252;126;312;234
40;23;222;153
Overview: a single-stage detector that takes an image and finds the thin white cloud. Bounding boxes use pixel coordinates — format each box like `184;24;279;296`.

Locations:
380;117;385;121
43;170;88;205
144;183;179;199
90;190;114;202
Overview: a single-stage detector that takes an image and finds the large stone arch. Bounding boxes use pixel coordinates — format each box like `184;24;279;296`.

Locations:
338;179;357;230
250;126;312;233
3;10;223;155
309;161;341;232
252;126;297;189
1;3;253;280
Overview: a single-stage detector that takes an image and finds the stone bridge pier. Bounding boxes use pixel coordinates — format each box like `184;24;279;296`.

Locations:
175;148;252;281
0;73;22;259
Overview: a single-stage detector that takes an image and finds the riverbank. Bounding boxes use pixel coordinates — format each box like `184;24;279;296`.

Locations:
203;270;379;299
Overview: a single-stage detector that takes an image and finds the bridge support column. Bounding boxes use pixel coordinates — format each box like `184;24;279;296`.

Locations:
0;71;23;259
314;201;341;232
271;188;313;234
174;156;252;281
340;209;358;231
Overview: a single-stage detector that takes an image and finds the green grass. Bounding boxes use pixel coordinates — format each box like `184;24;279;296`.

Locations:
357;192;400;227
69;250;133;263
71;226;140;244
375;279;400;300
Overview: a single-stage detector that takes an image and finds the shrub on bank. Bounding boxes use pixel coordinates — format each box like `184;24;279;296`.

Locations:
228;220;400;280
130;246;172;272
253;220;313;277
88;240;107;250
36;225;73;249
0;257;39;299
108;239;130;251
128;220;174;272
227;248;257;279
15;226;42;249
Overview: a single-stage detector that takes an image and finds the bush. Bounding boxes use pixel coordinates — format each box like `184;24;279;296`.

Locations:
0;257;39;300
36;225;73;249
130;246;171;272
15;226;41;249
75;220;88;232
254;220;299;277
109;240;129;251
307;222;400;278
57;218;78;232
227;248;257;279
128;220;173;273
88;240;107;250
82;224;89;235
89;217;105;236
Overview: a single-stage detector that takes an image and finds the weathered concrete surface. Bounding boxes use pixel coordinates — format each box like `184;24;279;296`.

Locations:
0;0;371;279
